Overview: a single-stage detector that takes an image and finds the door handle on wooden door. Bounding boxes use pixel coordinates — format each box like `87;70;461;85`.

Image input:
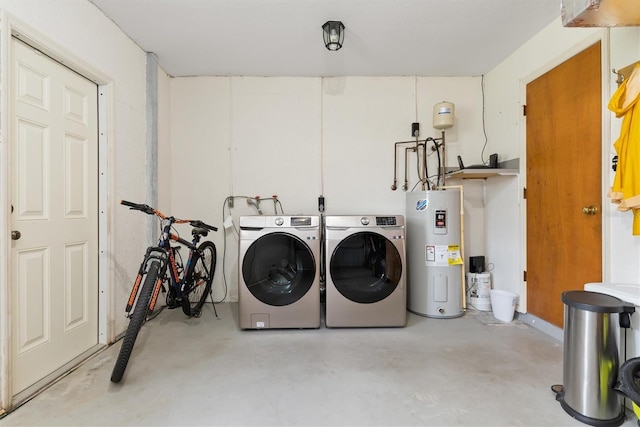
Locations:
11;230;21;240
582;205;598;215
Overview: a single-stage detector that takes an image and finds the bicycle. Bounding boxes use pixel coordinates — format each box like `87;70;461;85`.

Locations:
111;200;218;383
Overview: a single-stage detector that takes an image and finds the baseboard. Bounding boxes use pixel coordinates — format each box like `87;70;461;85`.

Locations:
516;312;563;342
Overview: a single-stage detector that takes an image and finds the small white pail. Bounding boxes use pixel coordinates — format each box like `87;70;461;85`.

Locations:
490;289;518;322
467;272;492;311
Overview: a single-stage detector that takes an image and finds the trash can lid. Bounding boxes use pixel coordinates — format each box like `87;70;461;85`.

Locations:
562;290;627;313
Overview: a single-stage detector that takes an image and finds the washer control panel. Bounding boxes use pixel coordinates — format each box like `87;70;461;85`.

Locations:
376;216;397;226
291;217;312;226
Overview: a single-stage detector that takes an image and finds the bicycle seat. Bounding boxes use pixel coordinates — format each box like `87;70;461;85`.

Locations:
192;227;209;237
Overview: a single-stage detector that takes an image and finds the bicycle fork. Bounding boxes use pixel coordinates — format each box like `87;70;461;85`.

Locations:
125;248;168;318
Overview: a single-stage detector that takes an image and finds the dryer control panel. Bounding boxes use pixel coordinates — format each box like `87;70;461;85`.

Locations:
291;217;312;226
376;216;397;226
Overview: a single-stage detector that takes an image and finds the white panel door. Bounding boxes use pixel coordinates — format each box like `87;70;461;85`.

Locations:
10;38;98;394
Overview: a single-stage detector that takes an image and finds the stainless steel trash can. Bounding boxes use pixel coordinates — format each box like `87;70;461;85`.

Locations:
552;290;635;427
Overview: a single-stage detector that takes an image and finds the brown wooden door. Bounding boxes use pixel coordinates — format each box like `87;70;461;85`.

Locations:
526;41;602;328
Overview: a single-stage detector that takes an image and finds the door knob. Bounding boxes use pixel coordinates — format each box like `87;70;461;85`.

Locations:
11;230;21;240
582;205;598;215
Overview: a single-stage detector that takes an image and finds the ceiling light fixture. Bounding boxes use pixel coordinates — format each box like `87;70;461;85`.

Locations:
322;21;345;51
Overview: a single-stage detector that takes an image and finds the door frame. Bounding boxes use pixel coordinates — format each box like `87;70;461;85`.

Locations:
518;30;611;332
0;12;114;411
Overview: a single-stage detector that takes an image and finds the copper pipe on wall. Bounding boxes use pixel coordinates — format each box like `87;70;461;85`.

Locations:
440;130;446;187
391;140;423;191
403;146;415;191
391;142;400;190
392;136;449;191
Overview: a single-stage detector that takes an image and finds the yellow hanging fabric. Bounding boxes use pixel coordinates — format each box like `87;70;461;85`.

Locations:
608;64;640;235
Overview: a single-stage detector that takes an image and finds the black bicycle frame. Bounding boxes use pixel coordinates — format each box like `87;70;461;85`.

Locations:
159;217;209;302
125;215;212;316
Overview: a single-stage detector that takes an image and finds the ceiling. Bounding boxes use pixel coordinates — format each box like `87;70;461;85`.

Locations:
89;0;561;78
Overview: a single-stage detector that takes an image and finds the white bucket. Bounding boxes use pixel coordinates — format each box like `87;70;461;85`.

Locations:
490;289;518;322
467;272;492;311
476;273;491;298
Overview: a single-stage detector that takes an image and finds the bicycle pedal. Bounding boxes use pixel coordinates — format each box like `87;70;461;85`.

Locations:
181;298;191;317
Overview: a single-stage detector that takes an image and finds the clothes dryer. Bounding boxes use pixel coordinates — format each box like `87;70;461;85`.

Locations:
324;215;406;327
239;215;320;329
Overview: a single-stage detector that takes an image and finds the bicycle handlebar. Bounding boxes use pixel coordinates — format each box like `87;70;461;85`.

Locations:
189;219;218;232
121;200;156;215
120;200;218;232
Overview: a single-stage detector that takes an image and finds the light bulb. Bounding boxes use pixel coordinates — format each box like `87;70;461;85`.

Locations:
330;29;339;43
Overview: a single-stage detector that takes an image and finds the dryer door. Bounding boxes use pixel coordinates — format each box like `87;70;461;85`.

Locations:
329;231;402;303
242;232;316;306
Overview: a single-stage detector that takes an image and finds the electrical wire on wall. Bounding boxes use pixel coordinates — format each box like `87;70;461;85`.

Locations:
414;75;429;190
480;74;489;165
320;78;325;203
319;79;327;298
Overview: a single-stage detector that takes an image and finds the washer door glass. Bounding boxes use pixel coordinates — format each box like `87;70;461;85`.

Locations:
242;232;316;306
330;231;402;304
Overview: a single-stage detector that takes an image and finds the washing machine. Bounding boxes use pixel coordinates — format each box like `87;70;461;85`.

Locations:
584;282;640;413
324;215;406;327
239;215;320;329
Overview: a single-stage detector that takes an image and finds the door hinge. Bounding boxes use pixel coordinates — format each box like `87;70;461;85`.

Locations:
522;105;527;116
523;187;527;199
523;271;527;281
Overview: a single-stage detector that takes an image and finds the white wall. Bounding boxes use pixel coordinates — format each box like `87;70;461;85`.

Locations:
0;0;150;341
166;75;488;301
168;77;232;301
484;18;640;311
232;77;322;212
322;76;411;213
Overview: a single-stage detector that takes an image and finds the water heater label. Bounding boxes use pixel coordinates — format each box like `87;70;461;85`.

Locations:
448;244;463;265
425;245;436;262
415;199;428;211
425;244;462;266
425;245;448;265
434;209;447;235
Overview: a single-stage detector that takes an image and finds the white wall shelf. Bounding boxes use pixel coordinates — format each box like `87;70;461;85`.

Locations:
448;168;519;180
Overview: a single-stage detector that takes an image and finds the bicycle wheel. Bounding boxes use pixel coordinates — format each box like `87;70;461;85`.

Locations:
111;260;160;383
183;241;217;316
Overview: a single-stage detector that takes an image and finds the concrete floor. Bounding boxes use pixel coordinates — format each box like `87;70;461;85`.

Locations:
0;303;638;426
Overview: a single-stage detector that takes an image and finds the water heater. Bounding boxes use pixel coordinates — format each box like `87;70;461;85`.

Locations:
406;189;464;318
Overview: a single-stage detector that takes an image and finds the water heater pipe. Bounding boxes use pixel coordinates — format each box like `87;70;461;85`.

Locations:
421;140;427;191
440;131;446;187
391;132;447;191
392;140;424;191
403;146;415;191
442;185;466;309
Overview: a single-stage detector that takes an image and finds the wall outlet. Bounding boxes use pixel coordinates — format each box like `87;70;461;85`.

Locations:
412;122;420;137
